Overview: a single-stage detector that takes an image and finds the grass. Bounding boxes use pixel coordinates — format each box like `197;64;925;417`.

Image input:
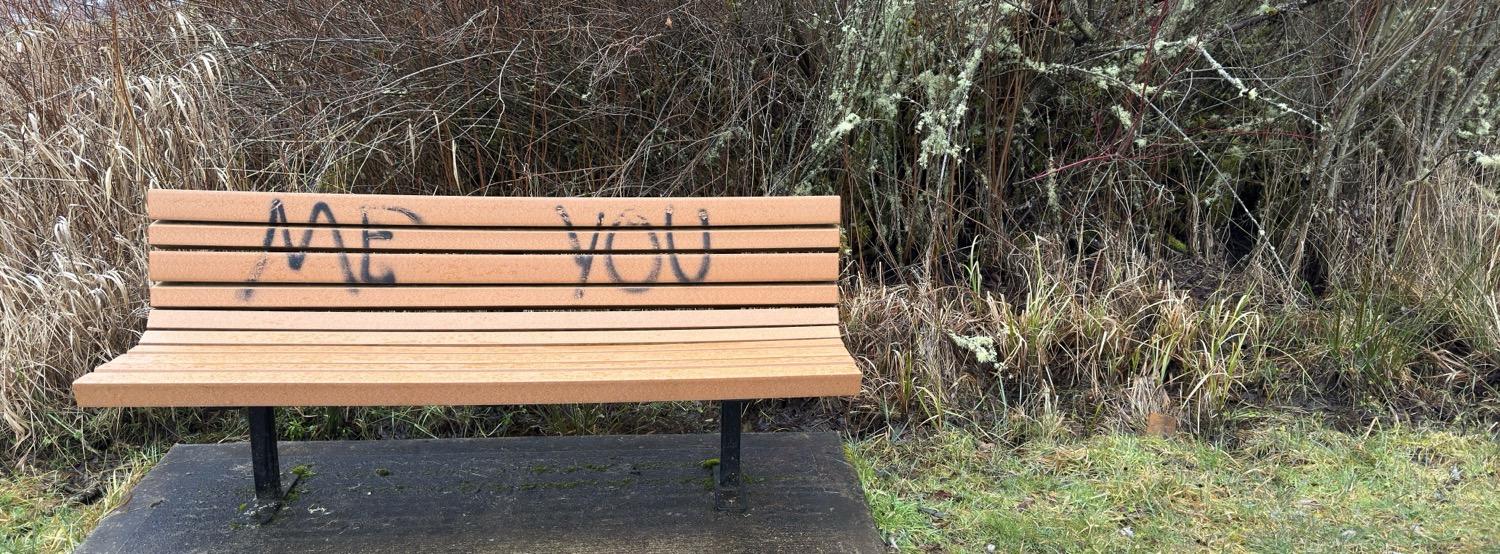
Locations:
4;414;1495;553
848;414;1500;552
0;450;160;554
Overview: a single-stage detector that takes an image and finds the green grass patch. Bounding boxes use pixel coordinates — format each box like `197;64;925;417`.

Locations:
0;450;160;553
849;416;1500;552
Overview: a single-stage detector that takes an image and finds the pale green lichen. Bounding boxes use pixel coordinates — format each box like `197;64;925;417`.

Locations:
913;42;985;168
802;0;1028;184
947;332;998;365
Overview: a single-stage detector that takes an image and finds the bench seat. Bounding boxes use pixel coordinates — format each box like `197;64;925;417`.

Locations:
75;309;859;407
72;189;858;514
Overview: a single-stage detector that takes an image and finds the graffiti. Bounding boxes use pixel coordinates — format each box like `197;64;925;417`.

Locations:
601;211;663;293
556;206;604;298
556;205;714;298
238;199;423;300
237;199;713;301
664;209;712;282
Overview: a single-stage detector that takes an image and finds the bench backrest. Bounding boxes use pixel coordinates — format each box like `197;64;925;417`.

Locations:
145;190;841;311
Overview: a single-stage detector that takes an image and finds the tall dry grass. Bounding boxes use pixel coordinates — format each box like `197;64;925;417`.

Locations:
1;0;1498;465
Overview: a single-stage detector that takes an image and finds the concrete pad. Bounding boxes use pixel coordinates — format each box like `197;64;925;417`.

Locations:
78;432;883;553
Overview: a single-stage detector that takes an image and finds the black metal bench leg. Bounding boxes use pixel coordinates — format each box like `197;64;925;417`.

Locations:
247;407;283;521
715;400;745;512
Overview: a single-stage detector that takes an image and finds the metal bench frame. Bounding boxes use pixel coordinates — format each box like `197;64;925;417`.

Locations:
246;400;747;512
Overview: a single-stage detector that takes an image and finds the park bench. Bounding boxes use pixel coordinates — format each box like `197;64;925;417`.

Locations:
72;189;860;515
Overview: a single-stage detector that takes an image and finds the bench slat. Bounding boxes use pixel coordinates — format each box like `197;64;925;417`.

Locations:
126;338;844;354
149;224;838;252
99;355;854;372
102;347;850;367
149;251;837;284
73;363;862;407
149;284;837;308
137;326;842;345
146;308;839;330
148;190;840;227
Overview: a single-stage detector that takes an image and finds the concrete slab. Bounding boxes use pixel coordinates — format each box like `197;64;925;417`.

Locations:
77;432;884;553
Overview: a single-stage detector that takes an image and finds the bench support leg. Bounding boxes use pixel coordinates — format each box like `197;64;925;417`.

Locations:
714;400;745;512
247;407;283;521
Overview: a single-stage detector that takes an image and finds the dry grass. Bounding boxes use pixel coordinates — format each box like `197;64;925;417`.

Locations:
1;0;1498;469
845;237;1266;434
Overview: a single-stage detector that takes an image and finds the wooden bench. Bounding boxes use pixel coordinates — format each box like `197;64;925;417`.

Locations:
73;189;860;515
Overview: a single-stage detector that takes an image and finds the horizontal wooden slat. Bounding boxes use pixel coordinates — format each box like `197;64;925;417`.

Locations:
149;284;838;308
73;364;862;407
137;326;842;346
126;338;845;354
146;308;839;330
102;345;849;367
148;190;840;227
99;355;853;372
148;251;837;284
149;223;839;252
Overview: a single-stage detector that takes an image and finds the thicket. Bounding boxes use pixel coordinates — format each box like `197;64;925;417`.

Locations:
2;0;1498;466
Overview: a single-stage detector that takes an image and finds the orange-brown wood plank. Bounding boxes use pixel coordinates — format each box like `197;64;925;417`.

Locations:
102;347;852;368
148;190;840;227
137;325;842;346
149;224;839;252
148;251;837;284
105;342;850;363
72;364;863;407
149;284;838;308
146;307;839;330
126;338;846;354
98;354;855;372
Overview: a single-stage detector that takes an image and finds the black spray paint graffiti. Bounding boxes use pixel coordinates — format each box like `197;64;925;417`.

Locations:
238;199;424;300
557;205;712;298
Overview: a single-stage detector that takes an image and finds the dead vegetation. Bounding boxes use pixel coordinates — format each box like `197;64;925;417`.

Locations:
1;0;1498;465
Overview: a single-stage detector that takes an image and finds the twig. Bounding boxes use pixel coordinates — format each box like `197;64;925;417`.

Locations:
1211;0;1332;40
